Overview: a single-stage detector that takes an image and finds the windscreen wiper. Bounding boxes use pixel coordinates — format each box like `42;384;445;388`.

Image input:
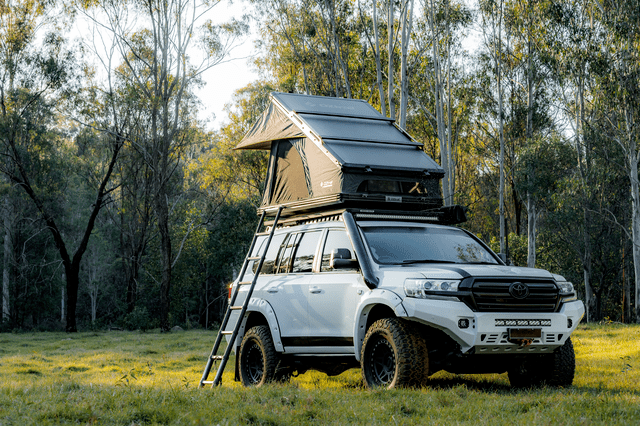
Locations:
401;259;458;265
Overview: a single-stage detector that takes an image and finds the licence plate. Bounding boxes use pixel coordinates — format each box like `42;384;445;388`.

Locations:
508;328;541;338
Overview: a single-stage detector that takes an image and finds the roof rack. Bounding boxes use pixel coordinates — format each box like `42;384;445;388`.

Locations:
264;205;467;228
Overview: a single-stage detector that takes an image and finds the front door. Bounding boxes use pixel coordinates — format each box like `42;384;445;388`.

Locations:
306;229;365;351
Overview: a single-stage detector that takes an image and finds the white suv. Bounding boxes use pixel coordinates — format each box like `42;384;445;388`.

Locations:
227;212;584;389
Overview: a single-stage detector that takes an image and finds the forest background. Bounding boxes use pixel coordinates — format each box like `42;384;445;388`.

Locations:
1;0;639;333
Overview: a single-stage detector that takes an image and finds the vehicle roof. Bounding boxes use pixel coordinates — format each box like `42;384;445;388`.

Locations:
269;219;458;234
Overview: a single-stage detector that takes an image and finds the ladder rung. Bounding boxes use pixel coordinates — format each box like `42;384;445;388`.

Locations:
229;306;243;310
256;231;270;236
210;355;223;360
248;256;261;261
201;381;214;385
238;281;253;286
221;330;233;335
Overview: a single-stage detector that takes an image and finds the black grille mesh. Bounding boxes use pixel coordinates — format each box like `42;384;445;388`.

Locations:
469;279;559;312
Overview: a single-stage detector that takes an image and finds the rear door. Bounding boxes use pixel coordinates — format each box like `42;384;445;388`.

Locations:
255;232;310;338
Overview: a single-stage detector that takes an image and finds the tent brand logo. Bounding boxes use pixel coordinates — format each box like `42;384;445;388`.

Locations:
509;282;529;299
321;181;333;188
385;196;402;203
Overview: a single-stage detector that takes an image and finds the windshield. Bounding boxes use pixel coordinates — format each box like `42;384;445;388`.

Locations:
361;226;499;265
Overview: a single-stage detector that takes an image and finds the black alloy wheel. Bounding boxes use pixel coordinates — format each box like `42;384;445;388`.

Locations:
360;318;428;389
239;325;279;387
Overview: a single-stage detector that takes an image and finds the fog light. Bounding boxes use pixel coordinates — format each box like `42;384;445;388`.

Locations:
567;318;573;328
458;318;470;329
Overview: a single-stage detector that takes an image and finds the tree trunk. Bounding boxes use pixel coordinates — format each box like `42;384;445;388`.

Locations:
527;192;536;268
630;147;640;323
497;0;506;256
372;0;386;117
525;34;536;266
64;262;80;332
156;186;172;331
398;0;414;129
2;197;11;322
387;0;395;119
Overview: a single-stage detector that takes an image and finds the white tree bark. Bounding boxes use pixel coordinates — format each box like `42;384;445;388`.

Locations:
427;0;450;205
372;0;386;116
387;0;395;119
398;0;414;129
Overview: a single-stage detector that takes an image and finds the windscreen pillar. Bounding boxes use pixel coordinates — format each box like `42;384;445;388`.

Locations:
343;211;378;289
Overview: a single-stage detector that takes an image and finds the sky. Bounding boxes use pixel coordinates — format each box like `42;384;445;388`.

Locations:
197;1;259;130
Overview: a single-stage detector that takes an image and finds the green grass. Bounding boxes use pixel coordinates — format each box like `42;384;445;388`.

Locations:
0;323;639;425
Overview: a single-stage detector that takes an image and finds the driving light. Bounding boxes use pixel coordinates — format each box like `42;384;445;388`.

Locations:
404;279;460;298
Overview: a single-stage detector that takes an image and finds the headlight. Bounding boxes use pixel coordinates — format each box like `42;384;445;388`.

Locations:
557;281;577;301
404;278;461;298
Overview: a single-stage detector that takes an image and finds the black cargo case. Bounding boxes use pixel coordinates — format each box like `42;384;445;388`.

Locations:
236;92;446;219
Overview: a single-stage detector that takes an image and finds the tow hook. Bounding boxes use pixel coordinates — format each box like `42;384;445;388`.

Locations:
508;338;533;347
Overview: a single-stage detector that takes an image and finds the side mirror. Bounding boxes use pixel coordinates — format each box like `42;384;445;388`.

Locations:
330;248;359;270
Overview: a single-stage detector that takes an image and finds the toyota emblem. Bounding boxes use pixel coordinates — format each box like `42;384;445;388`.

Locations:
509;282;529;299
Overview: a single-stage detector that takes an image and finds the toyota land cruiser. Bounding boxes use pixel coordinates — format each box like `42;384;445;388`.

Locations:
225;210;584;389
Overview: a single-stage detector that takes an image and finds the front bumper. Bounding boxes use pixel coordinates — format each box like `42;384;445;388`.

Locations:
401;297;585;354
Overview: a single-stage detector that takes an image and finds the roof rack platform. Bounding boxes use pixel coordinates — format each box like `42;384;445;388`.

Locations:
265;205;467;228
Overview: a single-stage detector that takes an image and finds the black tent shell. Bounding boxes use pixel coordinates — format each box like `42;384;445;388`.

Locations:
236;92;445;217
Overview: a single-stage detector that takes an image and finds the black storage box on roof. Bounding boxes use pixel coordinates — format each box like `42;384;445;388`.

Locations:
236;92;445;217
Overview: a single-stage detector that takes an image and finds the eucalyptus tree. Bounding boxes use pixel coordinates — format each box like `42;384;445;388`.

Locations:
541;0;608;320
0;0;129;331
252;0;364;98
589;0;640;322
83;0;247;330
477;0;507;256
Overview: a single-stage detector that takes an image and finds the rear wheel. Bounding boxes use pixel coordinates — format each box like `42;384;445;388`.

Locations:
239;325;283;387
508;338;575;388
360;318;428;389
546;337;575;387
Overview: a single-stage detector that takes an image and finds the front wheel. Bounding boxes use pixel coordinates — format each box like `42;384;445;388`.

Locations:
360;318;428;389
238;325;282;387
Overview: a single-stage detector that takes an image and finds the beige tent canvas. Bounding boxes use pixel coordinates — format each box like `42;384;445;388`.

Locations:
236;92;446;217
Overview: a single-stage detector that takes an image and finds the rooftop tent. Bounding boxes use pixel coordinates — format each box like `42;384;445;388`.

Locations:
236;92;445;216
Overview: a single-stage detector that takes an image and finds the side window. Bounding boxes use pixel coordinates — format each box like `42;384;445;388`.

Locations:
249;237;267;274
274;233;298;274
321;230;357;272
259;233;287;275
291;231;321;273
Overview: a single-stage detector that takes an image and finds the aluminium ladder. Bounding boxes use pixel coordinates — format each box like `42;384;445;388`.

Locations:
199;206;284;387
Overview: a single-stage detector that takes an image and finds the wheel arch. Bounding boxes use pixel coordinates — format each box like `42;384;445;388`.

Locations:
232;298;284;353
353;291;407;361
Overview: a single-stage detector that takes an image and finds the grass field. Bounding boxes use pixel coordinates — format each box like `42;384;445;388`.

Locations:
0;323;639;425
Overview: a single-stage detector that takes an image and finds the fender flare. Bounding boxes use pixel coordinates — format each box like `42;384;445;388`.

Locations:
352;289;407;361
233;298;284;353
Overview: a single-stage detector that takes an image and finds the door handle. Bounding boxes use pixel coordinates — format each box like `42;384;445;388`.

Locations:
309;286;322;294
266;288;279;293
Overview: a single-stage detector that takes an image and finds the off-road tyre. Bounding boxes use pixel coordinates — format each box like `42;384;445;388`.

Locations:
239;325;283;387
360;318;428;389
508;338;575;388
507;356;547;388
546;337;575;387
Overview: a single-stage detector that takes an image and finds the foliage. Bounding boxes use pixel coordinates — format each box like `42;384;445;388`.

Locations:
3;0;640;329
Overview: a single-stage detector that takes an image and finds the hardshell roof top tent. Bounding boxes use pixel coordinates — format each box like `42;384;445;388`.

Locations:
236;92;447;218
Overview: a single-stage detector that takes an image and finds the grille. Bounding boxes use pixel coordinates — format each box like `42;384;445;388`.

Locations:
469;279;559;313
